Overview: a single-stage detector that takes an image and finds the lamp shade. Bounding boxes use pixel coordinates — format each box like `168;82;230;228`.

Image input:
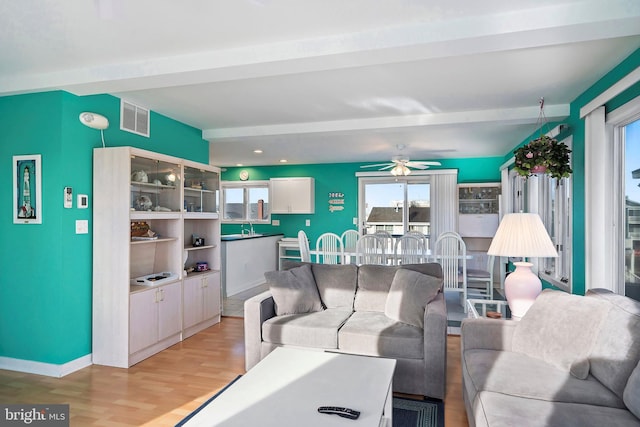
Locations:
487;213;558;258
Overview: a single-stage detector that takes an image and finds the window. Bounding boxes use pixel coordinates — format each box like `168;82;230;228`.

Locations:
507;136;572;291
220;181;270;223
358;176;431;237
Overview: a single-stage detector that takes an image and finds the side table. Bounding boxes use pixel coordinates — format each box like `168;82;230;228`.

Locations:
466;299;512;320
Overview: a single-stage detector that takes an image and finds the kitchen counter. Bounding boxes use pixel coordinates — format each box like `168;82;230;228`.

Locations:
220;232;284;241
221;233;284;297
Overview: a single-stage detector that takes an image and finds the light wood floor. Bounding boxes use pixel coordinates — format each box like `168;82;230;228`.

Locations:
0;318;468;426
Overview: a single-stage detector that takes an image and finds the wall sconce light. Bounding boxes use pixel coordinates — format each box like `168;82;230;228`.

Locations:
79;112;109;147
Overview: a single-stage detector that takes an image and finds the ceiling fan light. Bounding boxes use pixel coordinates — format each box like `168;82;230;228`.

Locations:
403;165;411;175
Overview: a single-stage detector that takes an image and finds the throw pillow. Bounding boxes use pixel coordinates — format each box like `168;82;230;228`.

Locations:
511;289;610;379
384;268;442;328
264;264;323;316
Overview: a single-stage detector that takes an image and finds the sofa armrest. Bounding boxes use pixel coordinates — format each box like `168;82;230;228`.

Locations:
423;292;448;399
460;317;517;353
244;290;276;371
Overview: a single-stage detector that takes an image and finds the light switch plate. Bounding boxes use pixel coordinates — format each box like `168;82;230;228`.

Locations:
272;219;280;226
353;217;358;225
305;219;311;226
76;219;89;234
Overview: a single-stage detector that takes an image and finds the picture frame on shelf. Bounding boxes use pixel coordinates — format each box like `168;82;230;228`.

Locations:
13;154;42;224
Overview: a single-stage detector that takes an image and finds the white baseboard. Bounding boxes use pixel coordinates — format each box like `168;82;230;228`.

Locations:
0;354;92;378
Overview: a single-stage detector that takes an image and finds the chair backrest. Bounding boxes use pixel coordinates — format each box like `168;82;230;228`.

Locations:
315;232;344;264
394;234;425;265
373;230;394;262
433;231;467;291
341;229;359;252
356;234;386;265
405;230;430;252
297;230;311;262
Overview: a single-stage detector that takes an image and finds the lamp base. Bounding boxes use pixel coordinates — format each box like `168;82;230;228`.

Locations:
504;262;542;321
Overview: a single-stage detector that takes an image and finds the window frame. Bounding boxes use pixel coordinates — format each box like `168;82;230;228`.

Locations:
220;180;271;223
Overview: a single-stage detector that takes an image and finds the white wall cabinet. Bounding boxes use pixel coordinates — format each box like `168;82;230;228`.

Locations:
93;146;221;368
270;177;315;213
183;271;221;339
458;183;501;238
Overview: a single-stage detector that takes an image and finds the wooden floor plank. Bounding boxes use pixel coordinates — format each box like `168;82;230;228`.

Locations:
0;319;468;426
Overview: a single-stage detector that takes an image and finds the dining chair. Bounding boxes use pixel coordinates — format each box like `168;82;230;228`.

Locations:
340;229;359;264
466;254;495;299
297;230;311;262
433;231;468;311
373;230;394;264
356;234;386;265
405;230;430;257
393;234;426;265
315;232;344;264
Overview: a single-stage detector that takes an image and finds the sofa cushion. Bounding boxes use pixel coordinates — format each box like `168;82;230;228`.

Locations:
310;263;358;309
338;311;423;359
511;289;609;379
281;261;358;310
463;349;624;409
354;265;397;312
472;391;640;427
384;269;441;328
624;361;640;420
354;263;443;312
265;264;323;315
587;288;640;400
262;309;353;349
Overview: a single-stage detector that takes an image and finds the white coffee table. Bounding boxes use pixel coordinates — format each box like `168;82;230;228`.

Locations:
181;347;396;427
466;299;511;320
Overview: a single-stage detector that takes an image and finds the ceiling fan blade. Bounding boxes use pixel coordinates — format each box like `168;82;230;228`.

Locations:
360;163;393;168
379;164;396;171
411;161;442;166
405;162;429;170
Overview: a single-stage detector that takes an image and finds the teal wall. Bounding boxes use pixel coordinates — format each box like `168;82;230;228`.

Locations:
220;157;503;244
0;91;208;365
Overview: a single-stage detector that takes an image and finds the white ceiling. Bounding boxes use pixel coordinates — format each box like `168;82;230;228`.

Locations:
2;0;640;167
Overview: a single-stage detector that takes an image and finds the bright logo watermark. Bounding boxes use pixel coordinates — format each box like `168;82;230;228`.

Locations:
1;405;69;426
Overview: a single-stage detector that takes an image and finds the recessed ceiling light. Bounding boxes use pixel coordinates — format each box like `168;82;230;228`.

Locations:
236;163;243;166
280;159;288;163
253;149;263;154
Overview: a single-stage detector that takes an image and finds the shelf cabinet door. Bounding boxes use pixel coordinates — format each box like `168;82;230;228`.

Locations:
183;276;205;329
157;282;182;341
202;272;221;320
129;288;159;354
270;178;315;213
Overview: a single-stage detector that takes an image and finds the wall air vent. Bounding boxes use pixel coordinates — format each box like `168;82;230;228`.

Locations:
120;100;150;137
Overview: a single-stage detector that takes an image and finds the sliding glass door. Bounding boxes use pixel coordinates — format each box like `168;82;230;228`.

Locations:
359;177;431;237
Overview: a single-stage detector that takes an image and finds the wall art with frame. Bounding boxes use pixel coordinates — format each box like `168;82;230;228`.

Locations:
13;154;42;224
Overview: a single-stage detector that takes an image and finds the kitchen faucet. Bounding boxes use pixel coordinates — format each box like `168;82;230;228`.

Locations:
241;222;254;236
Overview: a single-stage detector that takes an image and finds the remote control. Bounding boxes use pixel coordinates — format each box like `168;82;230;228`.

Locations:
317;406;360;420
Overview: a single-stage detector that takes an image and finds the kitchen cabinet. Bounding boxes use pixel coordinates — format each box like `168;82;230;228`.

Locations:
270;177;315;213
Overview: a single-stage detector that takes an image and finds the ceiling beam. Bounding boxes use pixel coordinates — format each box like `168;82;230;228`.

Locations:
204;104;570;140
2;1;639;96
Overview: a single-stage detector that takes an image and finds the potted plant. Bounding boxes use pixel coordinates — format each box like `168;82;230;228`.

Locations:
513;135;572;179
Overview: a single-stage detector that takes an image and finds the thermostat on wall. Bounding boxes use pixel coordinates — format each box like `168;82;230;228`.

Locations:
78;194;89;209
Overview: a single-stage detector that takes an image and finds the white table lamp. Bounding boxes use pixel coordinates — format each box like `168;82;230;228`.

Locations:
487;213;558;320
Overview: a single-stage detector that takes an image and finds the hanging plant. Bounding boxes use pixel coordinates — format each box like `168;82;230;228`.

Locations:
513;134;572;179
513;98;572;180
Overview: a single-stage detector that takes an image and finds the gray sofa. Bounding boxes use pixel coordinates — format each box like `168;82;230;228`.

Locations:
244;261;447;399
461;288;640;427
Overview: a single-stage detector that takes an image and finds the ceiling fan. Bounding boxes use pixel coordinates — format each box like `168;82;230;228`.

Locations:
360;145;442;176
